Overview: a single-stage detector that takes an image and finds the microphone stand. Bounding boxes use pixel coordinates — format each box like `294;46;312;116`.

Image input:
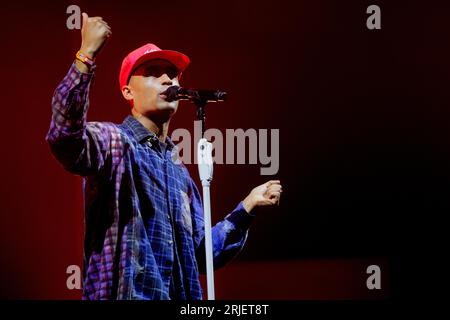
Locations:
194;98;215;300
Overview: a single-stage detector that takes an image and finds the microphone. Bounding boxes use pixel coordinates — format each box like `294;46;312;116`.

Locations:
160;86;227;103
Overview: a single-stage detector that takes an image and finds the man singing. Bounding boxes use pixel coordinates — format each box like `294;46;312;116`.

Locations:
46;12;282;300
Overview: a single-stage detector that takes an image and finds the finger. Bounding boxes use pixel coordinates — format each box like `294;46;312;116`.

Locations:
262;199;275;206
98;19;110;26
266;180;281;187
96;23;111;35
266;186;282;196
82;12;88;27
93;19;108;27
100;24;112;32
268;191;281;199
267;184;282;192
99;22;111;32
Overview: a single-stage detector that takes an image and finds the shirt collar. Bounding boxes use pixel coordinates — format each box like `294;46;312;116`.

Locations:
122;115;175;150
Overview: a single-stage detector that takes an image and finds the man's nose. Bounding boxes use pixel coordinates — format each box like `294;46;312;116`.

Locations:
160;73;173;86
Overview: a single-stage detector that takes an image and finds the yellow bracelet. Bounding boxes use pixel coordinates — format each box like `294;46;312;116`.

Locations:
76;51;95;66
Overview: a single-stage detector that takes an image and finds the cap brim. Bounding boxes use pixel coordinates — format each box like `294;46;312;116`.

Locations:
131;50;190;78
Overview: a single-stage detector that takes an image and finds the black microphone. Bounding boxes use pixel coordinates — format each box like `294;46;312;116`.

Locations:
160;86;227;103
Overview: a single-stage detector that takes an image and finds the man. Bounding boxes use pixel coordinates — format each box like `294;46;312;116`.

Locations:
46;13;282;300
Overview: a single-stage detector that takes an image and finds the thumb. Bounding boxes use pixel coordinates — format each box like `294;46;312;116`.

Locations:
82;12;88;27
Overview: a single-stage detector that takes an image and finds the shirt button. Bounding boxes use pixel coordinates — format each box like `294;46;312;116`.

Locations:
167;214;171;220
168;240;173;245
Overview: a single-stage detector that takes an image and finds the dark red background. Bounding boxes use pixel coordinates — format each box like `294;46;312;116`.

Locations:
0;0;446;299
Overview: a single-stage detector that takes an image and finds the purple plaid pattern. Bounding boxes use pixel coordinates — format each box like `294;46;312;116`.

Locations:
46;62;254;300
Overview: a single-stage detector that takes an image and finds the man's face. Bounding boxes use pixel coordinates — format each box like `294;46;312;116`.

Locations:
125;59;180;120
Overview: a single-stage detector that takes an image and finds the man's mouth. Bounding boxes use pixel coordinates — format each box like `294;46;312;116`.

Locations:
159;88;169;100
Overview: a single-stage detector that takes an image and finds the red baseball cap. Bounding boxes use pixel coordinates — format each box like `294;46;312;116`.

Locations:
119;43;190;90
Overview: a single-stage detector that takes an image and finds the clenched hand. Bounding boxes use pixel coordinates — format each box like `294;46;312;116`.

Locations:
80;12;111;59
243;180;283;214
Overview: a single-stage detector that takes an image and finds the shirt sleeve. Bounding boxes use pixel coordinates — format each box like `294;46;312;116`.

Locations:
46;62;121;176
190;178;255;273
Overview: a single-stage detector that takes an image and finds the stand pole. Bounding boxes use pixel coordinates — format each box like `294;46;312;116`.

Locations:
195;99;215;300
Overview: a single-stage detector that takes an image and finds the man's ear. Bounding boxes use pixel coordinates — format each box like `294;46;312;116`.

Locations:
121;85;133;102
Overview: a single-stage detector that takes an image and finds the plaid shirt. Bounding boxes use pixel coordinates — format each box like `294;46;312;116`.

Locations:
46;62;254;300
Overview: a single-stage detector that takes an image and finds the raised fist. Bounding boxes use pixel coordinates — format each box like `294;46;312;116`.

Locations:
79;12;112;59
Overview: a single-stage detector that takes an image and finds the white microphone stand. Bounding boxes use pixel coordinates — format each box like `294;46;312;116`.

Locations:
194;100;215;300
197;137;215;300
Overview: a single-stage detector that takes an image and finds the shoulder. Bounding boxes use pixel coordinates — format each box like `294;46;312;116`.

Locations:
86;121;122;140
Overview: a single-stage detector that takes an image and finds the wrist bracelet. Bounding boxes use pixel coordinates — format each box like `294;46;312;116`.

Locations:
76;50;95;67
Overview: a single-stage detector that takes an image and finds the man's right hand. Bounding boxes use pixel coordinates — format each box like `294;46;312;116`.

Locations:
76;12;111;73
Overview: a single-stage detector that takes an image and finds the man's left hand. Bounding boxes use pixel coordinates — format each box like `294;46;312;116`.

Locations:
242;180;283;213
